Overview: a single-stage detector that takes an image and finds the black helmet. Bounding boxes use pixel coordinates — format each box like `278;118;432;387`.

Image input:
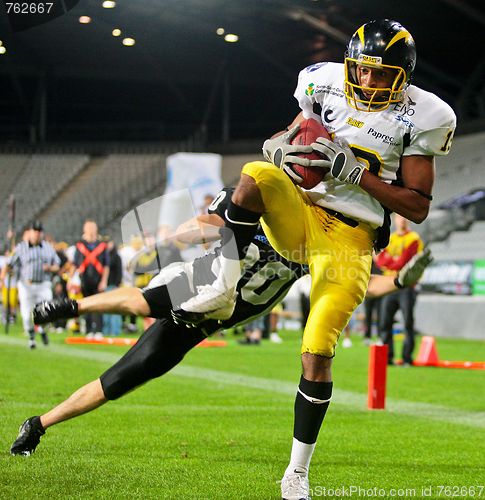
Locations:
344;19;416;111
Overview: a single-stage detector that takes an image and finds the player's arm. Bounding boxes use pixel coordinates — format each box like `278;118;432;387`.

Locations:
173;214;224;245
365;275;397;298
310;141;434;223
366;249;432;298
358;155;434;223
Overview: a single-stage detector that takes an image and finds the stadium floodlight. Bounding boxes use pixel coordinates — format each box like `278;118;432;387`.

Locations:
0;40;3;46
216;28;225;35
122;37;136;46
112;28;122;36
103;1;116;8
0;47;6;55
224;34;239;43
79;16;92;24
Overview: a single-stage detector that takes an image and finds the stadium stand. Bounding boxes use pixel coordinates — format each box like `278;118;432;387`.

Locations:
0;154;88;245
412;130;485;260
41;154;166;243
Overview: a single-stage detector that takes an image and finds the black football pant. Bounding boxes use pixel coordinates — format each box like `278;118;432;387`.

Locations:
378;288;417;364
100;318;207;400
363;296;381;339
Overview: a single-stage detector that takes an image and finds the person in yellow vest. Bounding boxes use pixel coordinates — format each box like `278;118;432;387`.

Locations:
376;214;424;366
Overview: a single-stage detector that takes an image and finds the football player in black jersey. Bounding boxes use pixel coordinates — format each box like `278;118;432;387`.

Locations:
11;188;431;458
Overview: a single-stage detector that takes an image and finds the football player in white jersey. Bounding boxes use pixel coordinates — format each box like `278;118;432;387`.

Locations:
179;19;456;500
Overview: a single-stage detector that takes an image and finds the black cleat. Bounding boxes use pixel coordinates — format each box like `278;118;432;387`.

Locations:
10;416;45;456
171;309;206;328
33;298;78;325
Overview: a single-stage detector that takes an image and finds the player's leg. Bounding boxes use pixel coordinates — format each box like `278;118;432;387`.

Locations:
281;211;373;499
33;286;150;325
180;172;262;316
378;293;399;365
36;282;54;346
181;161;308;317
17;282;36;348
399;288;417;365
211;171;264;296
363;297;375;341
10;318;208;456
79;287;150;316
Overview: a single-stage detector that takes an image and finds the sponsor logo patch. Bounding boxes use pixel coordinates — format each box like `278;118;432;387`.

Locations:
324;109;336;123
367;127;401;146
358;54;382;65
394;114;414;128
311;84;345;98
305;83;315;96
305;62;327;73
393;95;417;116
346;117;364;128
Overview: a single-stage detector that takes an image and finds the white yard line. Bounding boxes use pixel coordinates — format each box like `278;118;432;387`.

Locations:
1;336;484;429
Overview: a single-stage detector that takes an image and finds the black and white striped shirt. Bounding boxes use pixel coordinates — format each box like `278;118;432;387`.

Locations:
9;240;60;283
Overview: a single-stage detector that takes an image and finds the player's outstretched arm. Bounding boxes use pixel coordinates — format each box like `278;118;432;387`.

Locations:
365;249;432;298
174;214;224;245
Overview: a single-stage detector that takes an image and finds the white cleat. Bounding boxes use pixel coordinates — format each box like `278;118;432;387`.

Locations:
342;337;353;348
280;472;310;500
270;332;284;344
180;285;237;320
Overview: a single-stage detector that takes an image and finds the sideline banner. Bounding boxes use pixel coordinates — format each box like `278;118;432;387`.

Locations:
472;259;485;296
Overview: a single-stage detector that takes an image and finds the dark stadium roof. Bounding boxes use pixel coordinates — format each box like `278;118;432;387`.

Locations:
0;0;484;144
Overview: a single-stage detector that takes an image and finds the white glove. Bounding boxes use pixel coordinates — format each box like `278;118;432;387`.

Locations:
396;248;433;288
312;137;365;185
263;125;330;183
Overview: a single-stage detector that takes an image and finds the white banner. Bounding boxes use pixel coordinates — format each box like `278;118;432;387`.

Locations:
160;152;223;227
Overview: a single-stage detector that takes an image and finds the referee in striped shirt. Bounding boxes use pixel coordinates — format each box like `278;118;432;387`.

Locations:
6;221;60;349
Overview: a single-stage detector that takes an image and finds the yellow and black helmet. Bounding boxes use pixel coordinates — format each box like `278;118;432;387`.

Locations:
344;19;416;111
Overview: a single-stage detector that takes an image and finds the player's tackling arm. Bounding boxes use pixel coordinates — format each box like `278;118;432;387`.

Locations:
312;137;435;224
174;214;224;245
366;249;433;298
359;154;434;224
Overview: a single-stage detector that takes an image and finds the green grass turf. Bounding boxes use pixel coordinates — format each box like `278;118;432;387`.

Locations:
1;323;484;499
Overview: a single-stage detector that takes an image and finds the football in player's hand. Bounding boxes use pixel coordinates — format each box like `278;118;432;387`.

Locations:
289;118;331;189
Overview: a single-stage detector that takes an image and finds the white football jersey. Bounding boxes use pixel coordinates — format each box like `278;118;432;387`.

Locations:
294;62;457;227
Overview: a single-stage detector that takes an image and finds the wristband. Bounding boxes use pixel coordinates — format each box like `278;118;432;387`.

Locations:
394;276;404;289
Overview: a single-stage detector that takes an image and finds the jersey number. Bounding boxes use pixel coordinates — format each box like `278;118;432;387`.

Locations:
208;190;227;212
349;145;383;177
241;262;294;305
440;130;454;153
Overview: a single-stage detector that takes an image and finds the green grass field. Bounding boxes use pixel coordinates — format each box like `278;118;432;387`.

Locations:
1;323;484;499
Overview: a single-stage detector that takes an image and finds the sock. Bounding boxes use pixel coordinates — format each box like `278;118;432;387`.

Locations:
32;416;46;434
28;329;35;341
285;376;333;476
213;201;260;293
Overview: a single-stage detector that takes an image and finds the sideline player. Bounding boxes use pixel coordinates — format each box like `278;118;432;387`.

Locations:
179;19;456;499
10;187;431;458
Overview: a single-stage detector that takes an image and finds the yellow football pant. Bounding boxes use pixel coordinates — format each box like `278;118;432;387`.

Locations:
2;285;18;310
242;161;374;357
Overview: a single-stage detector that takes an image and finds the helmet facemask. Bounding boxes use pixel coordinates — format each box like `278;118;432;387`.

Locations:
344;56;407;112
